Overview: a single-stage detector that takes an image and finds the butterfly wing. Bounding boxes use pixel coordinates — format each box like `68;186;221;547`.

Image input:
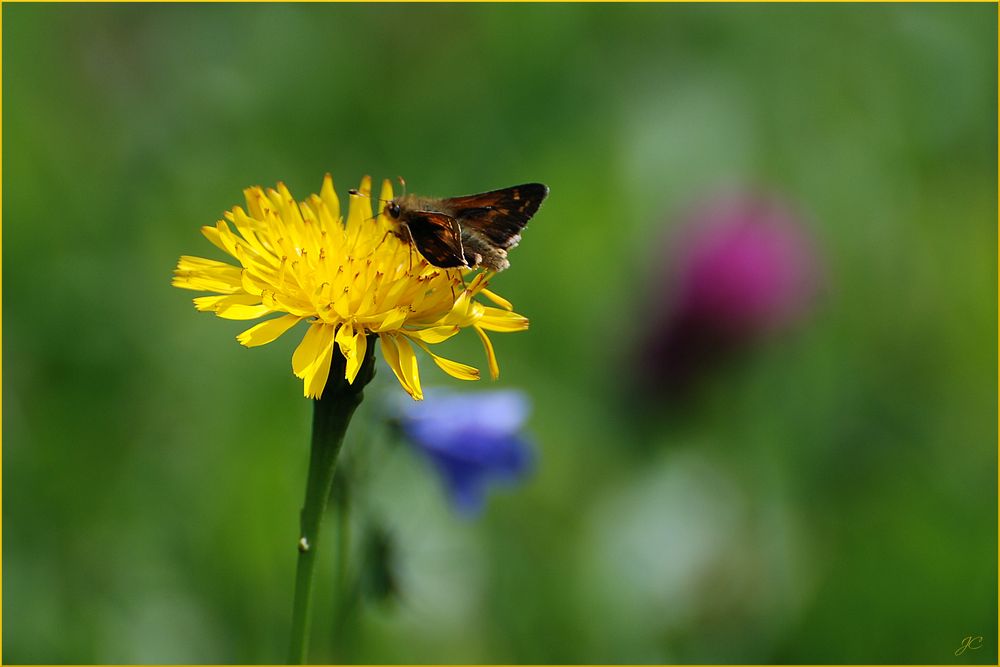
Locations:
402;211;468;268
443;183;549;250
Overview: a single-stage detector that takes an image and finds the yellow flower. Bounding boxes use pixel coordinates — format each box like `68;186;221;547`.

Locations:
173;175;529;400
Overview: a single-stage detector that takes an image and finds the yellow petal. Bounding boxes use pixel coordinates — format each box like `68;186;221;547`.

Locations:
373;306;409;332
305;326;337;399
480;287;513;311
213;220;250;261
394;334;422;399
377;277;417;315
200;224;229;255
465;271;490;295
292;322;328;378
405;325;460;344
241;270;264;296
173;256;243;293
346;330;368;385
377;179;395;226
474;325;499;380
335;322;363;384
244;186;267;219
171;275;235;293
413;339;480;381
477;307;530;332
275;182;305;229
346;175;373;233
175;255;236;272
266;291;314;317
192;295;229;311
447;299;485;328
330;292;352;321
379;333;410;398
192;293;259;312
320;173;340;222
215;303;272;320
307;193;337;232
438;289;474;325
379;333;423;400
232;208;279;264
237;314;302;347
336;321;355;359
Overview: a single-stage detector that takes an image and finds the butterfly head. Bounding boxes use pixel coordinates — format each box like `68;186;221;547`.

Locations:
385;200;402;219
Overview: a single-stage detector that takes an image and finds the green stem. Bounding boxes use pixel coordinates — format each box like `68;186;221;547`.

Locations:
288;337;376;664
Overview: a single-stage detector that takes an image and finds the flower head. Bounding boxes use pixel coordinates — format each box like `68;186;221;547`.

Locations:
394;389;533;515
665;196;818;335
173;175;528;399
641;195;820;391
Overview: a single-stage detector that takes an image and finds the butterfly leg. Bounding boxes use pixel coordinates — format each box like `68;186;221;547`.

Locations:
392;224;418;272
373;230;394;252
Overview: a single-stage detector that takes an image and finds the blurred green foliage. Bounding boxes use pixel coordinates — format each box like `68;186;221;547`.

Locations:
3;3;996;664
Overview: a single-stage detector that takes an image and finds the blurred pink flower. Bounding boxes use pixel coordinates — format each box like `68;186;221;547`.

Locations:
641;195;821;392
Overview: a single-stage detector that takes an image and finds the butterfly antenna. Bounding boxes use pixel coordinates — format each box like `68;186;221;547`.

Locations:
397;176;407;197
349;189;384;222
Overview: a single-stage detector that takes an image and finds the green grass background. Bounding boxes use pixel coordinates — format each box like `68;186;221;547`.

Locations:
3;3;996;664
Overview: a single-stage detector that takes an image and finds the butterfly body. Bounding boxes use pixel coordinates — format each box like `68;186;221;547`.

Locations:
384;183;548;272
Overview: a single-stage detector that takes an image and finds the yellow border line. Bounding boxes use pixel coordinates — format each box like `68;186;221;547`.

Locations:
0;0;996;3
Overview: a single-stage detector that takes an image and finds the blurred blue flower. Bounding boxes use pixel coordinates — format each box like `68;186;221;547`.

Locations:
395;390;533;515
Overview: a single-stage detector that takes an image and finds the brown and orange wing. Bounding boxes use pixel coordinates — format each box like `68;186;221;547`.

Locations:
402;211;468;268
443;183;549;250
